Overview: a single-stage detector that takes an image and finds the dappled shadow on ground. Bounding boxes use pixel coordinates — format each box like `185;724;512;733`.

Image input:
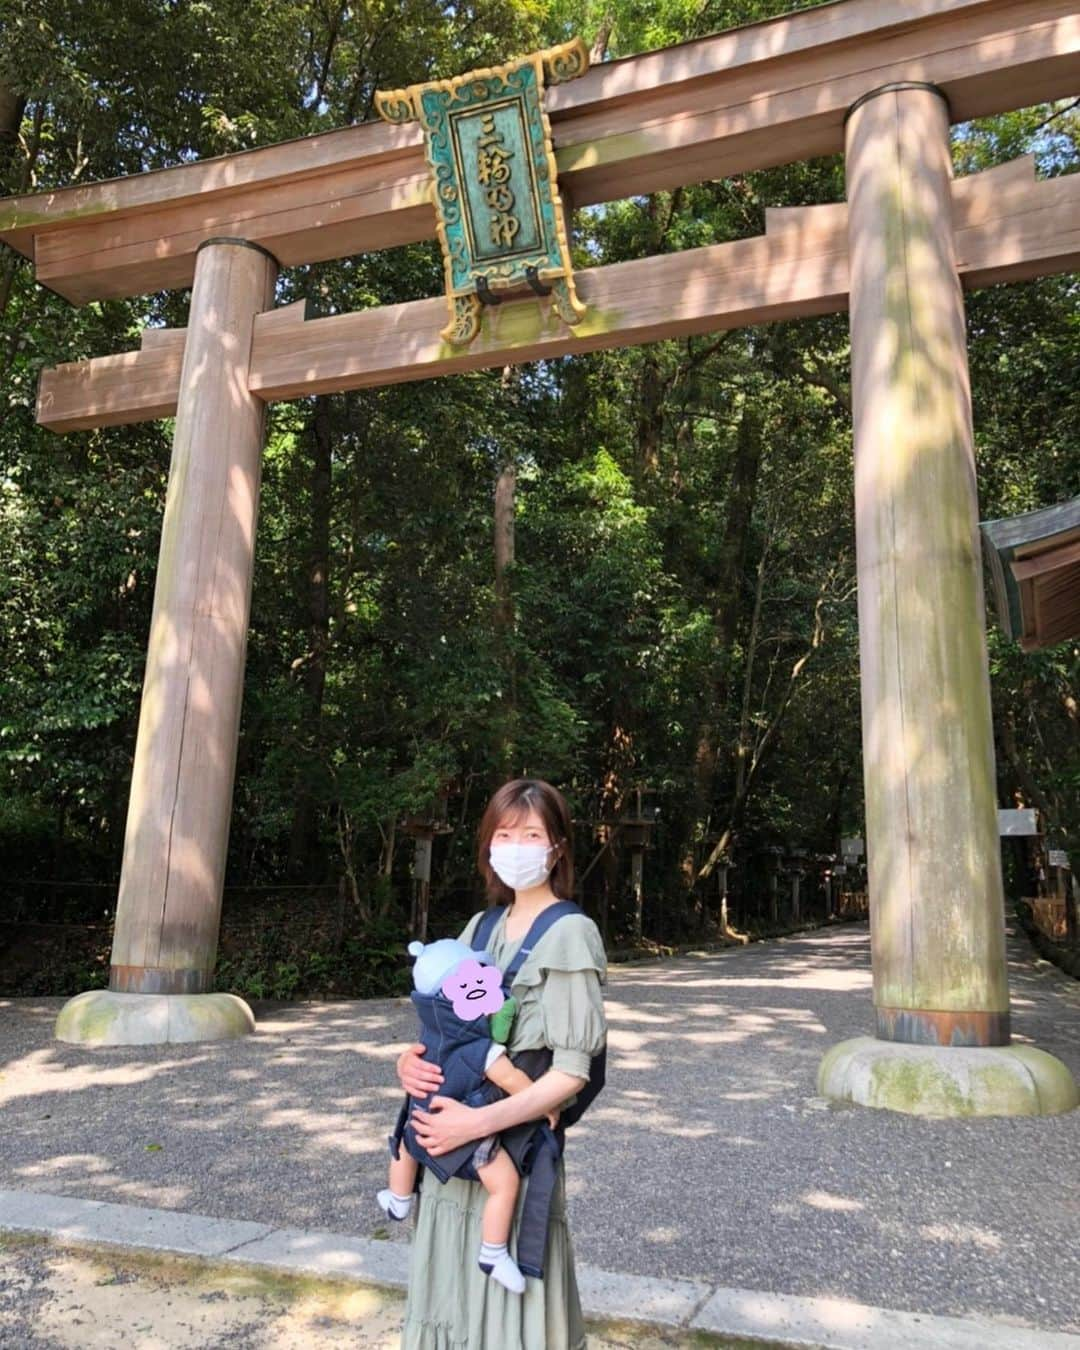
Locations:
598;928;872;1095
1;922;1078;1332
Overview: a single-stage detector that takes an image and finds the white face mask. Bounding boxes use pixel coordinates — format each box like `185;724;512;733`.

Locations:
489;841;556;892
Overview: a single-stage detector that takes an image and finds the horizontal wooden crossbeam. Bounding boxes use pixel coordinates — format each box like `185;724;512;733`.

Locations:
35;157;1080;433
3;0;1079;303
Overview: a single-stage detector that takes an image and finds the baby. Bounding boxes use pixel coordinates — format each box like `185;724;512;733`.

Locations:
379;937;555;1294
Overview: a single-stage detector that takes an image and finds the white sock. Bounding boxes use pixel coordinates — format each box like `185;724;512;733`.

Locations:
478;1240;525;1294
377;1188;414;1221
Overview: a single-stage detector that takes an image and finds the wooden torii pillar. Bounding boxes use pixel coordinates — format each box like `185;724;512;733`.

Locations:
816;82;1072;1114
102;238;277;1039
2;0;1079;1110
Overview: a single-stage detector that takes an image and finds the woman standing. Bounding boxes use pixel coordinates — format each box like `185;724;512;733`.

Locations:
397;777;607;1349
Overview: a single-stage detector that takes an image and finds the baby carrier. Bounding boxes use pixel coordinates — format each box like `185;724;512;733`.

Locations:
468;898;607;1128
388;898;606;1278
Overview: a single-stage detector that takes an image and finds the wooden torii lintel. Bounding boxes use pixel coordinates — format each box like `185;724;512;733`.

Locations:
0;0;1077;304
35;156;1080;433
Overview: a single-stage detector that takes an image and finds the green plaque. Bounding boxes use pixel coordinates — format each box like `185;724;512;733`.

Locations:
376;41;589;347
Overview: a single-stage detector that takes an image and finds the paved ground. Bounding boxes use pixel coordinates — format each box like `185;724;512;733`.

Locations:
1;920;1078;1343
1;1233;739;1350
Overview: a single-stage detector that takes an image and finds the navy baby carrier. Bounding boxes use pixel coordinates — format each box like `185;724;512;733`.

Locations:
388;899;606;1279
397;986;505;1184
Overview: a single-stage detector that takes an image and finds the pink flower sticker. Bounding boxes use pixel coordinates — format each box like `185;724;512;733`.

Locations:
441;959;505;1019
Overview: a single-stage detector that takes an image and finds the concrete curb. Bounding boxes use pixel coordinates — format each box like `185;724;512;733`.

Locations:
2;1189;1078;1350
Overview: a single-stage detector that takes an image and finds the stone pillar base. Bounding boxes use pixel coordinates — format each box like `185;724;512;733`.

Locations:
818;1036;1078;1117
55;990;255;1046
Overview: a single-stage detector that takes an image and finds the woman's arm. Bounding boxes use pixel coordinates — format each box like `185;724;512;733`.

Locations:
485;1053;561;1129
396;1043;443;1097
410;1067;585;1157
483;1066;584;1131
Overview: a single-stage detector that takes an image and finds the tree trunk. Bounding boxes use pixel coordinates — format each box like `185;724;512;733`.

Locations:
683;404;763;909
637;350;665;479
0;84;26;194
287;394;333;876
0;93;37;328
590;15;614;64
494;460;515;636
824;762;850;858
491;366;519;783
699;572;831;885
493;456;517;776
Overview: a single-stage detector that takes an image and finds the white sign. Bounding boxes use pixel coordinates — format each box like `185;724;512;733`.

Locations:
841;837;864;859
997;808;1039;837
1048;849;1070;869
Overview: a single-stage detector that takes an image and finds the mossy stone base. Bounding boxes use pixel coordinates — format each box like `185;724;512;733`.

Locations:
818;1036;1079;1117
55;990;255;1046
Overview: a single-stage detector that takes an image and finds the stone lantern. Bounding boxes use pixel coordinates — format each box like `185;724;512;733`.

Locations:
765;847;784;925
787;848;807;925
618;787;659;941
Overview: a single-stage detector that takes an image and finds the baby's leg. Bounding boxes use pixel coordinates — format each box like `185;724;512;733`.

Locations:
475;1147;525;1293
377;1151;418;1221
475;1146;519;1244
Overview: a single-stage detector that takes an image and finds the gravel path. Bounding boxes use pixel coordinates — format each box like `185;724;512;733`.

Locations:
1;921;1077;1335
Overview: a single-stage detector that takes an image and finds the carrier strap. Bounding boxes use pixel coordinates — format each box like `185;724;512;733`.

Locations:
471;899;582;987
513;1121;562;1278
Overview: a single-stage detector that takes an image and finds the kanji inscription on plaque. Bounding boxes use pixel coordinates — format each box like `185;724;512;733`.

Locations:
376;41;589;347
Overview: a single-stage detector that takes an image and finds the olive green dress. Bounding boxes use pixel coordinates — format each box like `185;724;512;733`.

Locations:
400;904;608;1350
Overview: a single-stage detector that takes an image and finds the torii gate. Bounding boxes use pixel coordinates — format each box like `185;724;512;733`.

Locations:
4;0;1079;1116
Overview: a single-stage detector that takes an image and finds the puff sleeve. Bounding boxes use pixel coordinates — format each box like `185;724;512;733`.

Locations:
540;967;607;1079
519;914;607;1079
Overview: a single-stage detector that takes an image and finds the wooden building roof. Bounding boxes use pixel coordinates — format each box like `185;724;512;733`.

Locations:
981;497;1080;651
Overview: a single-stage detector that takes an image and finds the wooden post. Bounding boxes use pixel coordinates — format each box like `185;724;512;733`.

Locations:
630;848;644;940
109;238;278;995
717;862;729;933
411;832;433;944
846;84;1009;1046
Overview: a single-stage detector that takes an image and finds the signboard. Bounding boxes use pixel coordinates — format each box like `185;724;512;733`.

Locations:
997;808;1040;837
841;837;864;860
376;41;589;346
1048;849;1070;869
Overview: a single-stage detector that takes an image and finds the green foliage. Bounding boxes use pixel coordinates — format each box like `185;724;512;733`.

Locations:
214;911;413;1001
0;2;1077;978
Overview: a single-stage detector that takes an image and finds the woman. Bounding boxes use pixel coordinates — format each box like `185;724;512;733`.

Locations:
397;777;607;1349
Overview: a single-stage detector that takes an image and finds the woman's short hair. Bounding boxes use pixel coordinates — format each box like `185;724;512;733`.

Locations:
476;778;575;906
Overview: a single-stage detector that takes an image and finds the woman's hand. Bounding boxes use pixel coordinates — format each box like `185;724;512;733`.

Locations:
397;1043;443;1098
411;1097;487;1157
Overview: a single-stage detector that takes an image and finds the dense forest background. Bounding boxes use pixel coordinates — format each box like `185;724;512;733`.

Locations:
1;0;1077;999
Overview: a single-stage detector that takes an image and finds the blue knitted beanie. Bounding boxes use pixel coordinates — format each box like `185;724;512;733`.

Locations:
408;938;496;996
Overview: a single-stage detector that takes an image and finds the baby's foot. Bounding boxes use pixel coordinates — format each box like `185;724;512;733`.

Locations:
377;1188;414;1221
478;1241;525;1294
